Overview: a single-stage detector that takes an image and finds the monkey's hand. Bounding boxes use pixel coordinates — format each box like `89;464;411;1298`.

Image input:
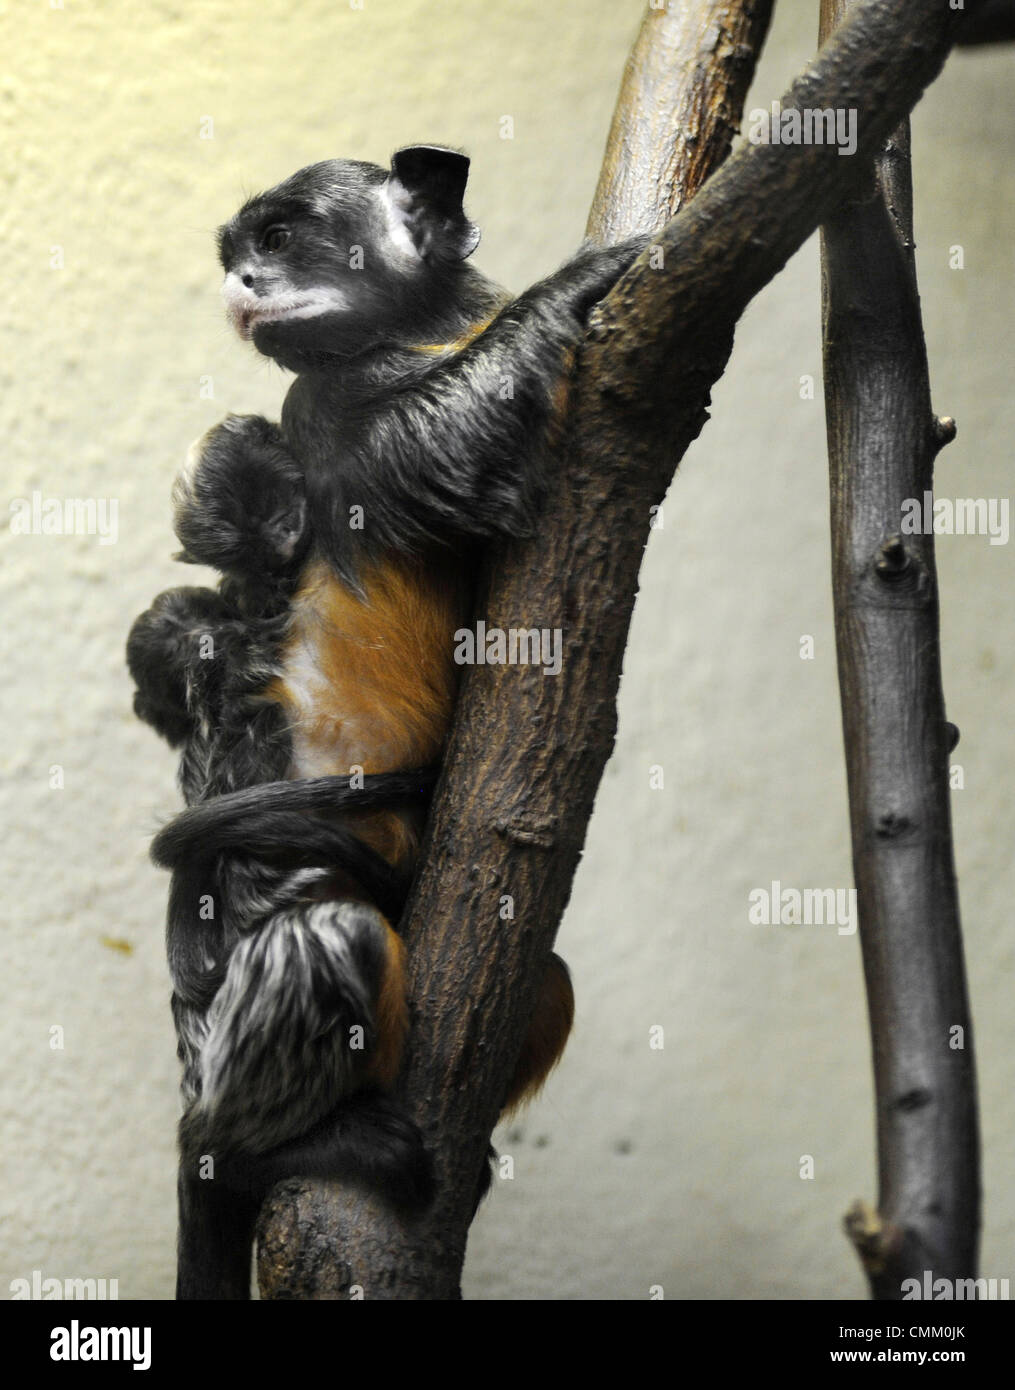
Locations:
523;233;651;330
174;414;308;581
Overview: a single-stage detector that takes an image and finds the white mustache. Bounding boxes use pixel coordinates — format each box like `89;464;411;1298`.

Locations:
221;273;350;339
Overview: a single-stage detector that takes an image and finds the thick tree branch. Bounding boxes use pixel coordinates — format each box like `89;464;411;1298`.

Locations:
819;0;979;1300
258;0;978;1299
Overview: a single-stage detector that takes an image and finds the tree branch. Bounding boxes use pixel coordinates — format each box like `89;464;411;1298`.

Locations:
587;0;775;236
818;0;980;1299
257;0;978;1299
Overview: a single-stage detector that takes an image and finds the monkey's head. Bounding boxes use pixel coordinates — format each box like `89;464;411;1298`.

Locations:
217;146;482;371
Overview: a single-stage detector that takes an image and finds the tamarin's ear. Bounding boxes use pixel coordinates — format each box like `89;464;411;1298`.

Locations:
386;145;481;261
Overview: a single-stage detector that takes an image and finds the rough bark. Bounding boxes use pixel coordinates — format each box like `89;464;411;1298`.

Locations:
258;0;978;1299
819;0;979;1300
588;0;775;236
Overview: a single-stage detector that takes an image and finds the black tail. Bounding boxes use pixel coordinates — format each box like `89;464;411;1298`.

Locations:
151;768;437;869
154;769;435;922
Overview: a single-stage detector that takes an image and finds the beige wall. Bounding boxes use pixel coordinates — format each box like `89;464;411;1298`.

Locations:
2;0;1011;1300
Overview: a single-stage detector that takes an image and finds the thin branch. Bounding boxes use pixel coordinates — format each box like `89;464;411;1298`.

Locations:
819;0;979;1299
257;0;977;1299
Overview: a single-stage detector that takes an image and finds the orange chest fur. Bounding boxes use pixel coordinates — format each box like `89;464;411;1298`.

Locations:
266;554;470;781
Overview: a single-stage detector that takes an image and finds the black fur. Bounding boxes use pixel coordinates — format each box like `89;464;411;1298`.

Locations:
207;145;645;586
176;1091;433;1300
129;144;645;1298
150;770;436;870
173;414;309;598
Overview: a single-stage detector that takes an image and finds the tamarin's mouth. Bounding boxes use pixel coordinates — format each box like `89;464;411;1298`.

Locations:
233;301;311;341
223;289;352;340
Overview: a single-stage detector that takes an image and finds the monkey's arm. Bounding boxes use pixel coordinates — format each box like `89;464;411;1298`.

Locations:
292;238;647;558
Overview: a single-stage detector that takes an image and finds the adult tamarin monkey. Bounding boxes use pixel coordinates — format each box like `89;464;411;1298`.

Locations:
128;145;645;1299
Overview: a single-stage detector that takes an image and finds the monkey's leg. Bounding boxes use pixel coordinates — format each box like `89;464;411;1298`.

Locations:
203;907;432;1206
469;954;576;1216
503;952;575;1112
186;899;410;1154
211;1089;435;1211
174;899;429;1299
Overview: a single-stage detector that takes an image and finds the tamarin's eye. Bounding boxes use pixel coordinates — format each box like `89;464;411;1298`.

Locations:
262;225;291;253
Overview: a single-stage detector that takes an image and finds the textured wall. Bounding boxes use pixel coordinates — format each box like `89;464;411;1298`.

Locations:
2;0;1012;1301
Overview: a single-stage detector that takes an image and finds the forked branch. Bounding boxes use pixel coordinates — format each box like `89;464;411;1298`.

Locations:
258;0;978;1299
